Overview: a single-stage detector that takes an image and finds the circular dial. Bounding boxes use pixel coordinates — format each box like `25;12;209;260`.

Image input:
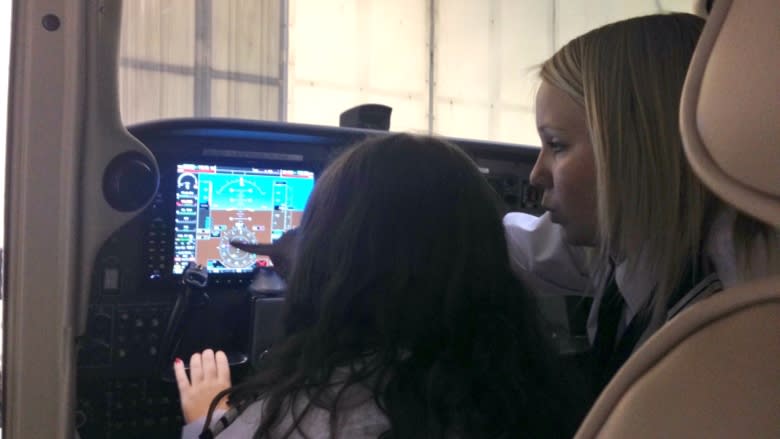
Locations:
218;223;257;269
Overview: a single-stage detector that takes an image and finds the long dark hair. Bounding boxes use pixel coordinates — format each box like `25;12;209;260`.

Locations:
213;134;576;438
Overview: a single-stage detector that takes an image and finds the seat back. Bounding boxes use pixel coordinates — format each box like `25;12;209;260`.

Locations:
574;1;780;437
574;276;780;438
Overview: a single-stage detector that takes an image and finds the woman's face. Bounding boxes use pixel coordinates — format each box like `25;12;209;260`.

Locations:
530;81;598;246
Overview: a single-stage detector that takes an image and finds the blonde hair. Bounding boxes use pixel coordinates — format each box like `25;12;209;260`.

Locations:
540;13;777;321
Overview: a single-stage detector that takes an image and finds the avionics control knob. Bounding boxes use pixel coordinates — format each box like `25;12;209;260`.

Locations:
103;151;159;212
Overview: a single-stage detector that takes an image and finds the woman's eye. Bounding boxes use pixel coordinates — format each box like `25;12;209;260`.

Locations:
547;141;566;153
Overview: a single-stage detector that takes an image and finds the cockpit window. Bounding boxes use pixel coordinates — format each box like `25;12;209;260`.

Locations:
118;1;697;146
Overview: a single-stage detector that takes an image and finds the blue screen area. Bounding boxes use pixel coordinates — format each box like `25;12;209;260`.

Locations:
173;164;315;275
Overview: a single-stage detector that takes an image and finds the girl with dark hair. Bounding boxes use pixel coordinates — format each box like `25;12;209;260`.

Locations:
175;133;581;438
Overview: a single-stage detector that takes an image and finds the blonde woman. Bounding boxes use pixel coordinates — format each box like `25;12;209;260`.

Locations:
504;13;778;398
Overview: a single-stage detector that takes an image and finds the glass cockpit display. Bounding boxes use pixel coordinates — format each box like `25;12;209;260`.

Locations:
173;163;315;274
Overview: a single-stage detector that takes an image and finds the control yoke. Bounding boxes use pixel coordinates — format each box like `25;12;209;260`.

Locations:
158;262;208;376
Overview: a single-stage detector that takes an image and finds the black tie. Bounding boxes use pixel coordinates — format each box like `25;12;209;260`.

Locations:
591;269;626;392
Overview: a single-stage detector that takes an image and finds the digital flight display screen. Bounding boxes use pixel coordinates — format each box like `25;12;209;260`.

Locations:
173;163;315;275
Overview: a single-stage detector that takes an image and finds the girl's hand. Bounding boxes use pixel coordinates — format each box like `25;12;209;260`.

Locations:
173;349;232;423
231;227;299;279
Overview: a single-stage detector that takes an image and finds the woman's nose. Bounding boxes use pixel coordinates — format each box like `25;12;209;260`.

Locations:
529;150;551;189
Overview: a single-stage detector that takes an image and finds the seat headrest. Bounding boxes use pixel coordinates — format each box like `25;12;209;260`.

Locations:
680;0;780;227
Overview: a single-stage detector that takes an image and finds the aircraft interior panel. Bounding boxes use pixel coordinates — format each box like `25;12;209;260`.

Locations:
75;118;547;438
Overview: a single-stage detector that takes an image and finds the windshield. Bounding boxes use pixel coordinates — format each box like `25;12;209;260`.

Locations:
118;0;696;146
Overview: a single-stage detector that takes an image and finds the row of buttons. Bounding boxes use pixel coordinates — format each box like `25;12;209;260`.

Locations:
146;193;172;278
146;217;171;276
77;378;182;438
79;305;171;368
114;305;171;365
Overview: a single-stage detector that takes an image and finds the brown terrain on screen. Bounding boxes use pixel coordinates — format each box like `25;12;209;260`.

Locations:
194;209;303;264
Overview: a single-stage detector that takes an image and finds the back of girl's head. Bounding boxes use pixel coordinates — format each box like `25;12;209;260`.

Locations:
232;133;575;438
287;133;514;357
541;14;715;314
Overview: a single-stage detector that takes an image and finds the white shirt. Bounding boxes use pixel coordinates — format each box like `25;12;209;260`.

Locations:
182;371;388;439
503;212;637;343
182;398;388;439
502;212;591;298
503;210;739;347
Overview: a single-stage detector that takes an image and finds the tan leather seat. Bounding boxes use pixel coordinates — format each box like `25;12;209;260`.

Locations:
574;1;780;438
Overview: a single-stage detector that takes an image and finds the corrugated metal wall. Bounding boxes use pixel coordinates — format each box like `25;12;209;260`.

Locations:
118;0;694;146
119;0;282;124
